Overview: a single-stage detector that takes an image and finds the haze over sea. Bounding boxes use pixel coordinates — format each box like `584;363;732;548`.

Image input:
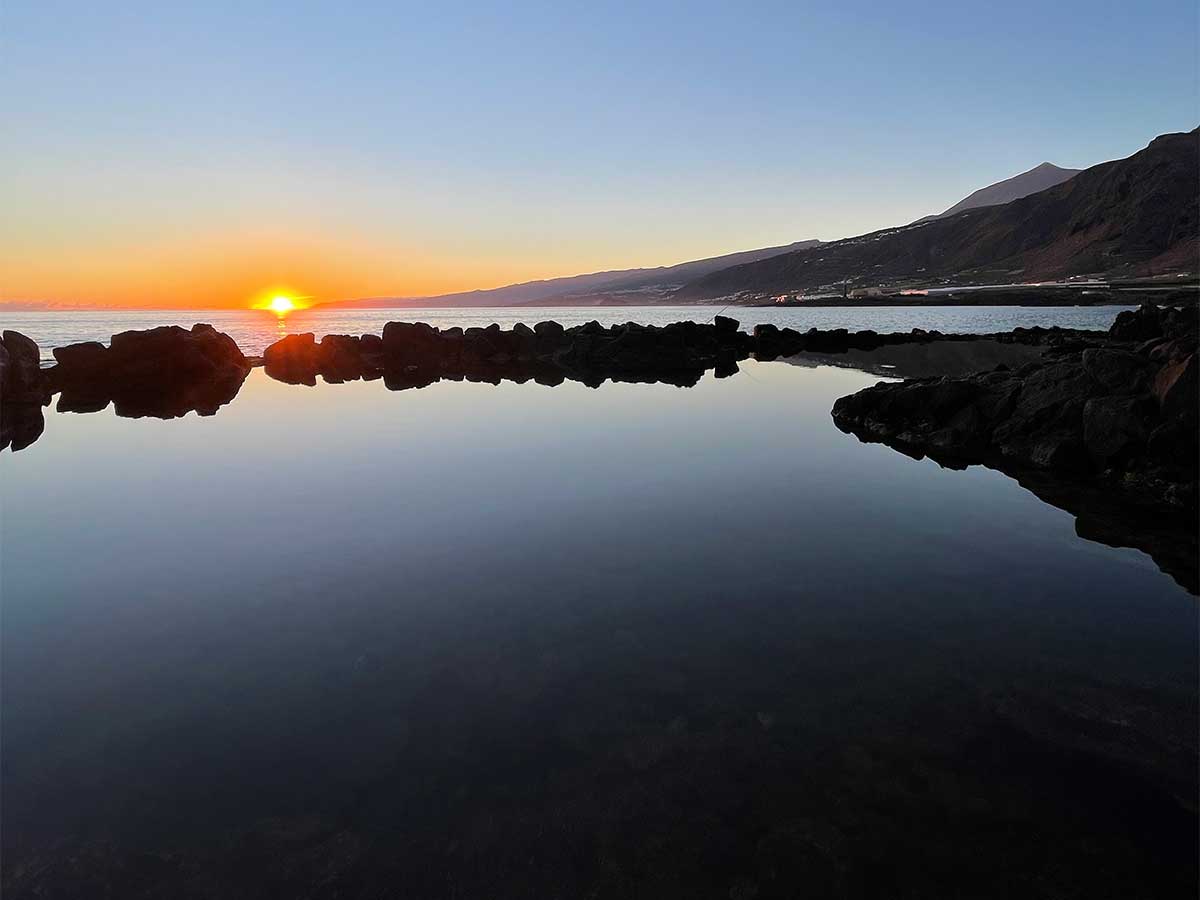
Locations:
7;305;1136;364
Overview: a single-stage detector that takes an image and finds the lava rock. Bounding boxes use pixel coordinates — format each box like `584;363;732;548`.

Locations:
263;333;320;385
832;305;1197;511
1;330;46;404
49;324;251;418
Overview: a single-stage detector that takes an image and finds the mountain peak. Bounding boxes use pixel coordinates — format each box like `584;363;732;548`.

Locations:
935;161;1082;219
676;128;1198;300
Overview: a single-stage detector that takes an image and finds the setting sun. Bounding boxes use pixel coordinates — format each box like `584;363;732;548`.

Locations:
269;295;295;314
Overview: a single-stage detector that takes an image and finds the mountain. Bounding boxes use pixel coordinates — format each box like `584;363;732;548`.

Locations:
927;162;1081;220
677;129;1199;300
320;240;820;309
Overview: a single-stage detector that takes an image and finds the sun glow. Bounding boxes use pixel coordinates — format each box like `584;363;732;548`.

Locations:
251;288;309;314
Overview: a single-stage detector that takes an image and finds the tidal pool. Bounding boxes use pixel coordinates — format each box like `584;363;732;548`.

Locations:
2;358;1195;898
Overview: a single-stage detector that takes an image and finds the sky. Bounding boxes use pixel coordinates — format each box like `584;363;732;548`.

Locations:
2;0;1197;309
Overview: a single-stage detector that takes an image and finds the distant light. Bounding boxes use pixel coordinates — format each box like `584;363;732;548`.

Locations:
269;296;295;314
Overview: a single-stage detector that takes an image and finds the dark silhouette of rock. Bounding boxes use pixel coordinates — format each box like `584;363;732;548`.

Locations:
832;304;1198;591
1;330;47;404
263;318;763;390
258;317;1106;394
47;324;251;420
51;340;109;373
1;330;50;451
783;339;1048;379
263;333;320;385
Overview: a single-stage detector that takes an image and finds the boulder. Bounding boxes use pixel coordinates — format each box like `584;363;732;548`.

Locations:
1081;348;1149;393
53;341;109;373
713;315;739;334
1110;303;1165;342
533;320;566;352
1082;396;1152;464
317;334;367;383
833;304;1197;512
45;325;251;419
263;333;320;385
511;322;538;358
1;330;45;404
1153;352;1197;418
382;322;443;366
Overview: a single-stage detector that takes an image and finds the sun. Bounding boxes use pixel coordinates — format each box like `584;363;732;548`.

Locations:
269;295;295;314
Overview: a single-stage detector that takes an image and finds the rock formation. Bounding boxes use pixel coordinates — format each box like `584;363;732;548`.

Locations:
48;323;251;418
259;316;1096;391
832;304;1198;591
0;330;49;451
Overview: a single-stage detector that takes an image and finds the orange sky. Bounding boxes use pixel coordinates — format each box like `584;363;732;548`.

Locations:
0;228;607;310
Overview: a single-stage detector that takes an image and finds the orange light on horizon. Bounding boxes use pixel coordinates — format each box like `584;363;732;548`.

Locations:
269;295;295;314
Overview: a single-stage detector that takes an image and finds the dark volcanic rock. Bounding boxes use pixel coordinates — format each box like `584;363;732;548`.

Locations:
258;317;1096;393
262;333;320;384
48;324;251;419
1;330;49;451
832;304;1198;591
264;318;760;390
1;330;47;404
1109;303;1184;342
52;340;109;373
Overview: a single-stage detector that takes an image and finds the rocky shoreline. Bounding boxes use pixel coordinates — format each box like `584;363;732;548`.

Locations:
832;304;1197;511
3;315;1098;437
3;309;1195;591
831;304;1198;591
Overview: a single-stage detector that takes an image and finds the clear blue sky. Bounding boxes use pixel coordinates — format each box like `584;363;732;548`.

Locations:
3;0;1197;306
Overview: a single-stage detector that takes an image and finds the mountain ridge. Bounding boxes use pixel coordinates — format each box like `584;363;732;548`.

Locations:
675;129;1198;300
318;240;821;309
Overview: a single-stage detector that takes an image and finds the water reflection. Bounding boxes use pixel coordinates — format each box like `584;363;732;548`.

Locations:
5;338;1196;595
0;402;44;452
784;339;1046;379
2;362;1195;898
54;365;250;419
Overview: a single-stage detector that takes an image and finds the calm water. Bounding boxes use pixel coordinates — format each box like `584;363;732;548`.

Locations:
3;304;1135;363
1;338;1195;896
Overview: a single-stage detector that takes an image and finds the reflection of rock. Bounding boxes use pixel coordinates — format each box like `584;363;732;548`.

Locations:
262;333;383;385
1014;468;1199;594
752;321;1088;362
261;318;1089;391
0;400;45;452
48;324;251;420
832;305;1198;592
783;340;1047;379
265;319;759;390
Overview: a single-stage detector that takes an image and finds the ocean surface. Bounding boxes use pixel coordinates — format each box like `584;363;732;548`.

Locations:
3;304;1137;363
1;306;1195;898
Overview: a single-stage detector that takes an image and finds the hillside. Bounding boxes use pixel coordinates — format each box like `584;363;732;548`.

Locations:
676;129;1198;301
320;240;820;309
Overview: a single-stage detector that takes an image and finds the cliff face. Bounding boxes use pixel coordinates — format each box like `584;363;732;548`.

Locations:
678;130;1199;299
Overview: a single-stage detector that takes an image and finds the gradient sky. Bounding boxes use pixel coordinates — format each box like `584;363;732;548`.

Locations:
3;1;1197;308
